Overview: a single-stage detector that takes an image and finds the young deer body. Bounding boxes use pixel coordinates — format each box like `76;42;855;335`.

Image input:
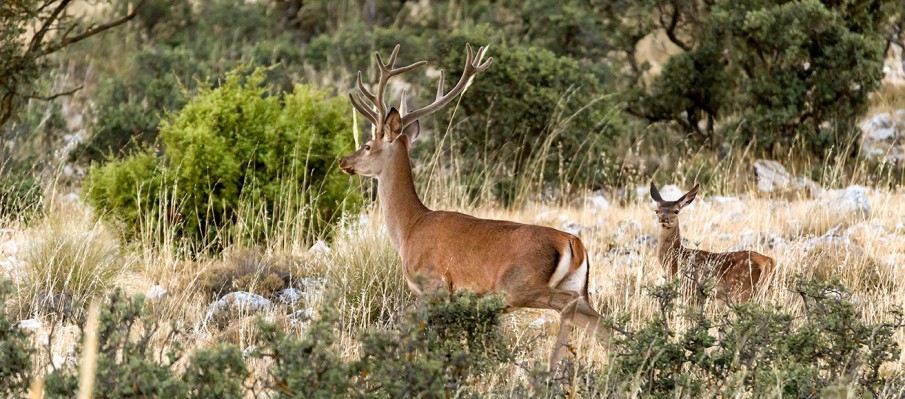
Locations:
339;44;606;368
651;183;774;302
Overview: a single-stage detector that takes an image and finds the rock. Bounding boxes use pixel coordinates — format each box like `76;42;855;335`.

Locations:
751;159;820;197
308;240;331;257
146;284;168;301
633;234;657;249
242;345;257;358
18;319;41;330
896;221;905;234
562;221;583;236
59;192;81;205
615;220;643;239
817;185;871;221
277;287;304;306
707;196;740;204
859;111;905;164
528;315;553;329
208;292;272;324
582;193;610;211
861;113;893;131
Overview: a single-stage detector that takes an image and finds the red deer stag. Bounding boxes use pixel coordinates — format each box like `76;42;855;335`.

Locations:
339;44;606;367
650;183;774;302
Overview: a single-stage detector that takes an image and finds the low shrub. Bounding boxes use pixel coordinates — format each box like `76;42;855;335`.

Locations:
199;247;296;300
587;277;904;397
0;280;34;397
84;66;360;248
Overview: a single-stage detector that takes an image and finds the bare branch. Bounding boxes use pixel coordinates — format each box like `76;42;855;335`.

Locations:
40;0;147;57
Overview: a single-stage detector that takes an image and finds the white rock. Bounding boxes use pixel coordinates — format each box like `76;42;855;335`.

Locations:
707;196;740;204
528;315;553;329
277;287;303;306
562;221;583;236
583;194;610;211
895;221;905;233
18;319;41;330
208;292;272;322
308;240;331;257
867;128;897;141
242;345;257;358
59;192;81;205
817;185;871;221
751;159;820;197
861;113;893;131
146;284;168;301
615;220;643;239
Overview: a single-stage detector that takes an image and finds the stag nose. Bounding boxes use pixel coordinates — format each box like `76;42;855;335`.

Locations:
339;157;355;175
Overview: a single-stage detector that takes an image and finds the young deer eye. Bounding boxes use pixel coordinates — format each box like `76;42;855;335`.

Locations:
364;145;371;151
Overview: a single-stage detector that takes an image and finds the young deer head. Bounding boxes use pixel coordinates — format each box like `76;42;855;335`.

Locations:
339;44;491;178
650;183;699;229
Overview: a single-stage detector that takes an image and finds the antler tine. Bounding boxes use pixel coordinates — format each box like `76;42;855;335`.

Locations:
435;69;445;100
401;43;493;127
399;89;408;116
349;92;379;128
356;71;376;102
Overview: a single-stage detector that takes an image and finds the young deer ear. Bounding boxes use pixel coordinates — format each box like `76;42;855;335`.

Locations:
383;108;403;142
650;182;664;203
401;120;420;145
677;184;699;208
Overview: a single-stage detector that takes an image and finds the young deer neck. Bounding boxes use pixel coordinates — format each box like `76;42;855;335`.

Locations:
376;142;429;251
657;223;683;274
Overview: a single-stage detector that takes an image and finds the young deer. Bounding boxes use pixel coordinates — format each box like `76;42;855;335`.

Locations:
339;44;607;368
650;183;774;302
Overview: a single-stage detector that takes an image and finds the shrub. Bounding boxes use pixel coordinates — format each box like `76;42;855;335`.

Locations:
84;66;359;246
43;290;249;398
627;0;890;157
428;31;626;200
0;280;34;397
199;247;297;300
255;290;514;398
592;277;904;397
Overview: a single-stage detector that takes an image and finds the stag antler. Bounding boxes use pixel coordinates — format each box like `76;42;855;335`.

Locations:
349;44;493;140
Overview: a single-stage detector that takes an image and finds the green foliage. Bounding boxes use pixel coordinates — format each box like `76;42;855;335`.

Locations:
255;290;514;398
0;280;34;397
626;0;890;156
84;66;359;246
43;290;249;398
593;277;904;398
83;150;164;235
0;173;42;223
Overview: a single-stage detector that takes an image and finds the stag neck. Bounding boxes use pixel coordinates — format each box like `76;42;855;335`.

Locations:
376;142;429;251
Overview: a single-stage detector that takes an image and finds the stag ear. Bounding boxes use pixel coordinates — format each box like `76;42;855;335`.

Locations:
401;120;420;145
650;182;664;203
383;108;403;142
677;184;699;208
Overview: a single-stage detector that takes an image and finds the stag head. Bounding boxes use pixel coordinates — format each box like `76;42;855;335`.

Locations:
339;44;492;177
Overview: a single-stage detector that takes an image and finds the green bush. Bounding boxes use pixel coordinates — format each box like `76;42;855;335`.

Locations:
429;31;626;199
627;0;890;157
0;280;34;397
588;277;904;398
85;66;359;246
255;290;514;398
43;290;248;398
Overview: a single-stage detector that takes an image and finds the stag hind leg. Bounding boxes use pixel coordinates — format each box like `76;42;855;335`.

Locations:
504;288;606;369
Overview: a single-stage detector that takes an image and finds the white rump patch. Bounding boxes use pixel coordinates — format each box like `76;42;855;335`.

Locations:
548;245;572;288
557;256;588;294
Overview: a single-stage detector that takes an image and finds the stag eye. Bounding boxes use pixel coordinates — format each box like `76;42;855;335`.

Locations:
364;145;371;151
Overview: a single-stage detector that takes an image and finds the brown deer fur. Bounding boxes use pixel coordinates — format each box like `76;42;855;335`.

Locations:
651;183;774;302
339;45;606;369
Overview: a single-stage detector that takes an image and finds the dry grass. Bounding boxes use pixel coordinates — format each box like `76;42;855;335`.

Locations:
3;165;905;395
869;83;905;115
